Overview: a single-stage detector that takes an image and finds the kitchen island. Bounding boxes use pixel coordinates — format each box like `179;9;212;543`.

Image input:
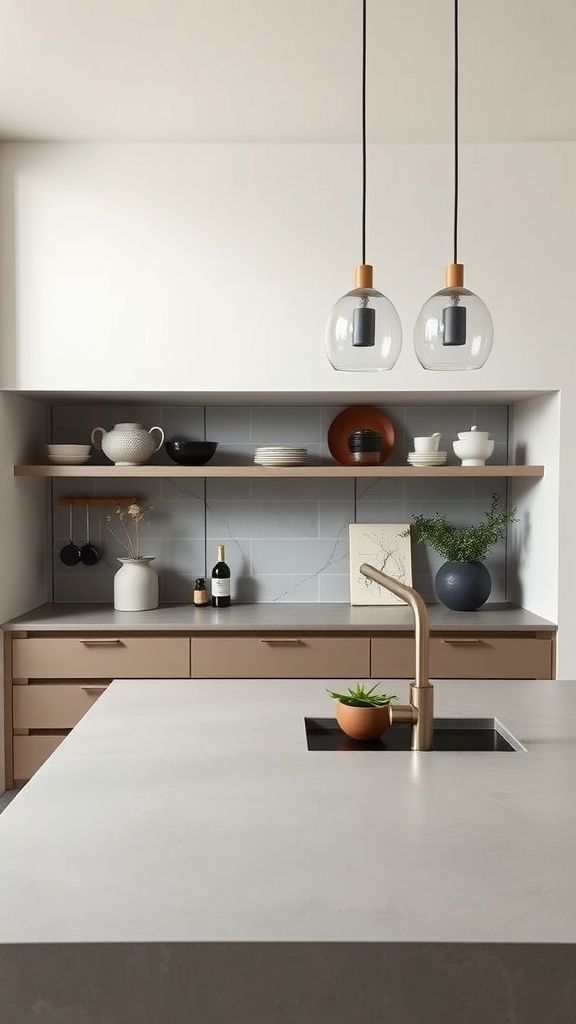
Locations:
0;676;575;1023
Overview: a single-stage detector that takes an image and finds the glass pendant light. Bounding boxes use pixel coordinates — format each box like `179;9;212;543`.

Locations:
414;0;493;370
325;0;402;372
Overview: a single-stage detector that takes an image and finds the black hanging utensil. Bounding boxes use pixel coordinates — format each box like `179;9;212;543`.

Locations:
80;502;100;566
59;504;82;566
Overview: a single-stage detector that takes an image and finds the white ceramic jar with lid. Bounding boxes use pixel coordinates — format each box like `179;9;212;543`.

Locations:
457;425;490;442
453;425;494;466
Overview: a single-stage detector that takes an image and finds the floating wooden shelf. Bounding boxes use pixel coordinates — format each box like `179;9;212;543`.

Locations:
13;464;545;479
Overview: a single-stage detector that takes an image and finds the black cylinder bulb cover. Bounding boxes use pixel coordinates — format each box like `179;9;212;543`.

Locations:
442;303;467;346
352;305;376;347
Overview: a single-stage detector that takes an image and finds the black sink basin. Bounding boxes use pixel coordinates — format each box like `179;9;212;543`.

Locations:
305;717;522;752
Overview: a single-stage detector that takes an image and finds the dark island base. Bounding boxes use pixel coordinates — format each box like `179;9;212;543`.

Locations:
0;942;573;1023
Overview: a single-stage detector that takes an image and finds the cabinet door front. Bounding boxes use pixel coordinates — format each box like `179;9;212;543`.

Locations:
192;636;370;678
370;637;415;678
12;636;190;679
13;735;66;783
430;635;555;679
13;682;109;729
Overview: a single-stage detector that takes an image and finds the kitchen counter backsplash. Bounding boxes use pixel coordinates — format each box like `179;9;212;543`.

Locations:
51;402;509;605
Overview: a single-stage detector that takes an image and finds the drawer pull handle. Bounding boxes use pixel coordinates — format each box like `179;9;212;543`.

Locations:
441;639;483;645
79;639;122;646
80;685;109;694
260;638;302;645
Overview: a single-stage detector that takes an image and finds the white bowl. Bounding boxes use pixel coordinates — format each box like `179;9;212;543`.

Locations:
46;444;92;455
47;454;91;465
453;439;494;466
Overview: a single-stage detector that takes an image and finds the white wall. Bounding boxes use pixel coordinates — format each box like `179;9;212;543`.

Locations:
0;142;574;396
0;140;574;674
508;394;560;621
0;394;49;617
0;392;49;789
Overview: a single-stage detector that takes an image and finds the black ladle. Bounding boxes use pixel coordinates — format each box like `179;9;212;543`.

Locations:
80;503;100;566
60;504;81;566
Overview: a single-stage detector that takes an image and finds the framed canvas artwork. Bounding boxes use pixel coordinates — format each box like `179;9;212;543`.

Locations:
348;523;413;605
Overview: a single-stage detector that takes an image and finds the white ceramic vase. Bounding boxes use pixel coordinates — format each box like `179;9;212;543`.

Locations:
114;557;159;611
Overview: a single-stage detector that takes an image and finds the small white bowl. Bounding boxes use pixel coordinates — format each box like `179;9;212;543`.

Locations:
46;443;91;454
47;454;91;465
453;439;494;466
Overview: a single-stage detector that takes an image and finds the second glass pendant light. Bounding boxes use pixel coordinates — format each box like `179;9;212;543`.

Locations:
414;263;493;371
413;0;493;370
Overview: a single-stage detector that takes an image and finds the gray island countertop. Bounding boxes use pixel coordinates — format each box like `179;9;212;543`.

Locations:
0;676;574;1024
0;676;574;945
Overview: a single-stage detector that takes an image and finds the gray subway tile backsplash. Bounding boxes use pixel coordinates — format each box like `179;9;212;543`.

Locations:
50;402;512;605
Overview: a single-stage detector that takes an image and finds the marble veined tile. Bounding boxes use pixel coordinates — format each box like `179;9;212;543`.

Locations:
49;402;514;604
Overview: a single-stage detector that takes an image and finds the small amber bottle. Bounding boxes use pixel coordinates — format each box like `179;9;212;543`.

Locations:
193;577;210;607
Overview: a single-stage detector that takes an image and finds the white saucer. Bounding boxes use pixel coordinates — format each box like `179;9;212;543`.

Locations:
254;456;307;464
47;455;91;465
255;447;307;453
408;453;447;467
408;450;447;459
408;452;447;458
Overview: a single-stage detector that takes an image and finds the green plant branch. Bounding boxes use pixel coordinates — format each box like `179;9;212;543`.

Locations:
403;493;518;563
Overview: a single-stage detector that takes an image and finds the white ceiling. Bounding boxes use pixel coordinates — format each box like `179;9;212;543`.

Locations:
0;0;574;143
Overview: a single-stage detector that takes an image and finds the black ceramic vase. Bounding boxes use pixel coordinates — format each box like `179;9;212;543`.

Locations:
434;561;492;612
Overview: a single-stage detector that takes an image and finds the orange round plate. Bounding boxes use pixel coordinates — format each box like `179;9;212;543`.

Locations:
327;405;395;466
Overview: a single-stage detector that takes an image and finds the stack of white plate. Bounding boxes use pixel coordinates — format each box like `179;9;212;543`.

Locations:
254;446;308;466
46;443;92;465
407;450;447;467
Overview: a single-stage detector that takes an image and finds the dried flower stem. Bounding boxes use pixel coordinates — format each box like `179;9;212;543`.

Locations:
105;503;153;560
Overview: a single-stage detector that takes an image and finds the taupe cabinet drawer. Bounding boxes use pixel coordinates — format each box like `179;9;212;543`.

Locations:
12;636;190;679
428;636;554;679
370;635;555;679
369;637;415;678
191;636;370;678
13;682;108;729
13;735;67;782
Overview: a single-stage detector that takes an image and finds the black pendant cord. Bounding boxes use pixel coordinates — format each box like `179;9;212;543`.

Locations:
453;0;459;266
361;0;367;266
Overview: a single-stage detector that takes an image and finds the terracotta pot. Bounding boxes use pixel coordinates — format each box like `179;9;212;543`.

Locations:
336;702;391;741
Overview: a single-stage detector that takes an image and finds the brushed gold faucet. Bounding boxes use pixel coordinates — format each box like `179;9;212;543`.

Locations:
360;563;434;750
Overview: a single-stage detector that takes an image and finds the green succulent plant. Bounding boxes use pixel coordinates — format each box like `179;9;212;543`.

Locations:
327;683;397;708
404;492;518;563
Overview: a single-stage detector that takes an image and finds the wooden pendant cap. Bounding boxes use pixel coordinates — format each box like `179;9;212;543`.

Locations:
445;263;464;288
355;264;374;289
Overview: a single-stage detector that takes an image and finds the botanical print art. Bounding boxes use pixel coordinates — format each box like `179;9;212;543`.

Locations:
348;523;413;605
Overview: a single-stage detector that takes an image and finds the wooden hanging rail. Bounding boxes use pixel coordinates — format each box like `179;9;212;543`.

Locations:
57;496;141;506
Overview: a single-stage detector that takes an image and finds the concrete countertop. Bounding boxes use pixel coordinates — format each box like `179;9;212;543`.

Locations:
0;675;573;945
1;601;557;633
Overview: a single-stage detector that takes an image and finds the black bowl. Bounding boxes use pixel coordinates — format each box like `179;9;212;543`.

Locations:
165;440;218;466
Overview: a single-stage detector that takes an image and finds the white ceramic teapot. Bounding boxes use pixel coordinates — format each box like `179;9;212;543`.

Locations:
91;422;165;466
